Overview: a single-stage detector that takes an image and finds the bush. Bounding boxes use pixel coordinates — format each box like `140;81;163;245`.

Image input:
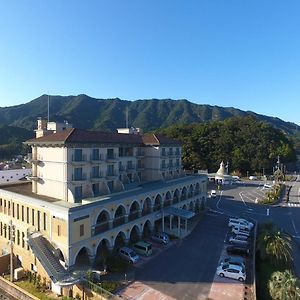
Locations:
106;255;129;273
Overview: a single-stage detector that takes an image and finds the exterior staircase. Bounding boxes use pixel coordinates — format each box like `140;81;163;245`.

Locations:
27;233;79;286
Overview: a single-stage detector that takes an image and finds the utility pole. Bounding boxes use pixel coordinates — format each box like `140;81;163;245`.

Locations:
9;220;15;282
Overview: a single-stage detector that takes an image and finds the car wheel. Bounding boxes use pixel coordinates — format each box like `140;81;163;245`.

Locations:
219;273;224;278
238;277;244;282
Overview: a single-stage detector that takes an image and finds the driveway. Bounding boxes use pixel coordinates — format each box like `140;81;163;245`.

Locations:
119;213;228;299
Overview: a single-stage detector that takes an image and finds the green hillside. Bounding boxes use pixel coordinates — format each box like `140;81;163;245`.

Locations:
0;95;299;136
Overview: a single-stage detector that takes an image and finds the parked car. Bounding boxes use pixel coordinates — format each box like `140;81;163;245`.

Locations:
151;232;169;245
229;234;249;245
231;226;251;237
216;263;246;282
228;218;254;230
226;245;250;257
263;183;272;189
118;247;140;264
249;176;257;180
133;241;153;256
219;256;245;269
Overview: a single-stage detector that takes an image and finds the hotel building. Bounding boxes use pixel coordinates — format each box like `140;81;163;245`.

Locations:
0;119;207;294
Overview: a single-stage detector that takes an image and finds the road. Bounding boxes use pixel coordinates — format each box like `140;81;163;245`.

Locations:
207;177;300;278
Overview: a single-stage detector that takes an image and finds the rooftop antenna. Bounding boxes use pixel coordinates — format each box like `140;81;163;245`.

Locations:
125;106;129;128
47;93;50;122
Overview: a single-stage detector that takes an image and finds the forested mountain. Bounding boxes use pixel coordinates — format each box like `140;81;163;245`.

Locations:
0;94;299;135
0;125;33;159
157;116;297;175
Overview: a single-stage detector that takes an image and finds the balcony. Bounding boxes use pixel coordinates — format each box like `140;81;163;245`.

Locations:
92;221;109;236
119;166;126;173
90;154;103;163
71;173;87;182
71;154;87;164
136;150;145;157
160;164;168;170
126;164;136;172
136;164;144;170
161;151;167;157
106;153;118;162
90;172;104;182
106;170;118;179
128;210;139;221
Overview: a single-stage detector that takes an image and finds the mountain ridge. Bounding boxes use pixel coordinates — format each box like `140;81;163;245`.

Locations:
0;94;299;136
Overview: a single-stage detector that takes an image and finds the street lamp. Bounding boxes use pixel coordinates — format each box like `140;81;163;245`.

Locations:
7;220;15;282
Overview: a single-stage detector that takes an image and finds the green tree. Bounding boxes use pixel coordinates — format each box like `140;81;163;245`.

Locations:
257;222;292;263
268;270;300;300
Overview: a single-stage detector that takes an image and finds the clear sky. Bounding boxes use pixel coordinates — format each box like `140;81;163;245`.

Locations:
0;1;299;124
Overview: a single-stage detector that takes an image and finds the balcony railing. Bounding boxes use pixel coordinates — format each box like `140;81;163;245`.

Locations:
106;153;117;160
128;211;139;221
71;154;87;162
72;173;87;181
93;221;109;236
106;170;117;177
142;208;152;216
90;154;103;162
153;204;162;212
90;172;104;180
113;216;126;227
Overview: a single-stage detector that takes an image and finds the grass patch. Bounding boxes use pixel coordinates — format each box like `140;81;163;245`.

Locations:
101;281;122;293
256;257;292;300
15;280;55;300
106;255;130;273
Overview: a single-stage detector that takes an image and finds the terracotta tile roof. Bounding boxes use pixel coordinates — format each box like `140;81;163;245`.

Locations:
25;129;181;146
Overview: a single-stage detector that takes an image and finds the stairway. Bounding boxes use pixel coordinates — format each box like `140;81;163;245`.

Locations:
27;233;78;285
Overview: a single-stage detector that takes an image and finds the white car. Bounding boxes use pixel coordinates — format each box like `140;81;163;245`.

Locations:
231;226;251;237
263;183;272;189
219;256;245;269
216;264;246;282
249;176;257;180
228;220;252;231
229;234;249;245
229;218;254;229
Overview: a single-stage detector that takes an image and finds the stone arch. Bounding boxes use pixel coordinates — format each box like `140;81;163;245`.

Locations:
129;200;140;221
73;246;93;266
114;230;127;249
142;219;153;238
181;186;187;201
129;224;141;243
113;204;127;227
153;194;163;211
94;209;110;235
173;189;180;204
95;238;111;266
189;201;194;211
188;184;194;198
55;248;66;264
195;183;200;195
164;191;172;207
142;197;152;215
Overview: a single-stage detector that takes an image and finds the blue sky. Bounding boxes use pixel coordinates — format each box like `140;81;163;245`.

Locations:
0;1;299;124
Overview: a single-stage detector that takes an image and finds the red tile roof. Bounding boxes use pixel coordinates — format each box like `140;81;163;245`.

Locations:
25;129;181;146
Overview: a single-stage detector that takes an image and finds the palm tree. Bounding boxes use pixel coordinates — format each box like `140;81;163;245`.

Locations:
269;270;300;300
257;222;293;263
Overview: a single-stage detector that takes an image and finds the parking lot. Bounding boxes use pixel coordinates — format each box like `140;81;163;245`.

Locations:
118;213;235;299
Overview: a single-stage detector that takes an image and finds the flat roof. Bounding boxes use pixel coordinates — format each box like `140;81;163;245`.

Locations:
0;182;60;203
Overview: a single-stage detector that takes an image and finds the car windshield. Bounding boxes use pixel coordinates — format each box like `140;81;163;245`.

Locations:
129;251;136;257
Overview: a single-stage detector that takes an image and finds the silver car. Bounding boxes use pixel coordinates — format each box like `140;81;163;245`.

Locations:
151;232;170;245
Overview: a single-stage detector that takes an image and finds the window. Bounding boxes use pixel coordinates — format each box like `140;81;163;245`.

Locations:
74;167;83;181
74;149;82;161
57;225;61;236
21;206;24;222
107;149;115;159
37;211;41;231
80;224;84;237
32;209;35;226
107;164;114;176
22;232;25;248
0;222;2;236
92;183;100;196
17;204;19;220
92;149;99;160
74;186;82;202
92;166;99;178
12;203;15;218
43;213;47;230
27;207;30;224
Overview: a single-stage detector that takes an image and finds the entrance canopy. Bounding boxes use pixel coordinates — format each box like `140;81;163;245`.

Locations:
163;206;195;219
